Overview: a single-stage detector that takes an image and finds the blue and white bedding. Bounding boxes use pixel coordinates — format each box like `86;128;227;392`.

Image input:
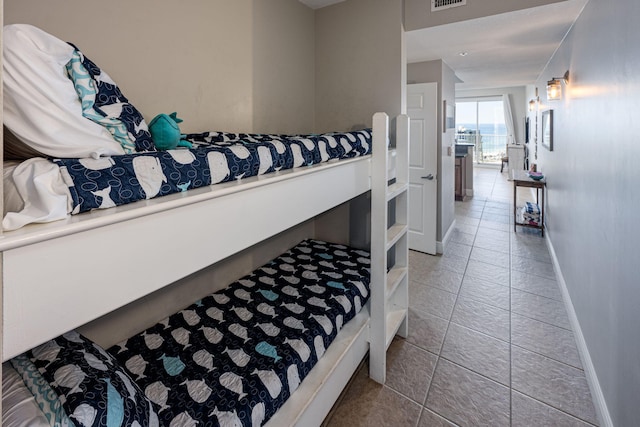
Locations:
108;239;371;426
4;240;370;427
2;130;371;230
1;24;374;230
54;130;372;214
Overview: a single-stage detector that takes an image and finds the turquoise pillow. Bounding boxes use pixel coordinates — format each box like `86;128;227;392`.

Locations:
65;45;155;153
10;355;73;427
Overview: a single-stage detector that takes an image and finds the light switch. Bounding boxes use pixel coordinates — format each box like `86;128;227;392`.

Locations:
447;146;452;156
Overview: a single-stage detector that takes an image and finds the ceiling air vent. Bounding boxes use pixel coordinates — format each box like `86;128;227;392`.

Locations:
431;0;466;12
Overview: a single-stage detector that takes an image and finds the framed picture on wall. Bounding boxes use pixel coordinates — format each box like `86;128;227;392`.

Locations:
542;110;553;151
525;117;530;144
443;100;455;132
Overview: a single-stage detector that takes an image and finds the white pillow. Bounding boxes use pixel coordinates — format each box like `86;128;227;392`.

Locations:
3;160;25;216
2;158;72;231
3;24;125;159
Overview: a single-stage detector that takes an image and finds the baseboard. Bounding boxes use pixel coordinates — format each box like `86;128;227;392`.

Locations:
545;231;613;427
436;218;456;254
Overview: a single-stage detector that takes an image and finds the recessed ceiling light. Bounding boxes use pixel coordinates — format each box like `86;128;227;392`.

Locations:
459;51;468;57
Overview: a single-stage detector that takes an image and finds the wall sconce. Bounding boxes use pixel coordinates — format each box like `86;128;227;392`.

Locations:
529;87;540;111
547;70;570;100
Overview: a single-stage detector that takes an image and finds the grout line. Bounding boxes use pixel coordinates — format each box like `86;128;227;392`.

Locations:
511;389;600;427
510;342;584;371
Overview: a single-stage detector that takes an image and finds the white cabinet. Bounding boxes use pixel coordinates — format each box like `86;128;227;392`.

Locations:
507;144;525;178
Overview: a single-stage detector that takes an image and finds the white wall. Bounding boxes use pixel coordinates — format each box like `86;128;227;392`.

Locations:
533;0;640;425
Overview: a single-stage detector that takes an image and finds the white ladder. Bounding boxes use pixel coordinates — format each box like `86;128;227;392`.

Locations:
369;112;410;384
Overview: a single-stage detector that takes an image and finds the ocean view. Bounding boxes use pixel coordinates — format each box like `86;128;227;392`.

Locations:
456;123;507;136
455;123;508;163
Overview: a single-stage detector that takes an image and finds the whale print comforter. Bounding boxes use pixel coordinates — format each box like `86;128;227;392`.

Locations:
53;129;372;214
108;239;371;427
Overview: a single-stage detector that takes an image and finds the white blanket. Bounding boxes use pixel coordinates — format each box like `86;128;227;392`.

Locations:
2;158;71;231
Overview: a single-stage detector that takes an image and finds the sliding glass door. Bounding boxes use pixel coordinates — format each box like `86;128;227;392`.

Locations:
455;98;507;165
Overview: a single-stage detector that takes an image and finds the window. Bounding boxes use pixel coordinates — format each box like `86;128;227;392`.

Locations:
455;98;507;165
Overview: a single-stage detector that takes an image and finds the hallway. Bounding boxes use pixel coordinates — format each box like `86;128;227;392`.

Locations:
324;167;599;426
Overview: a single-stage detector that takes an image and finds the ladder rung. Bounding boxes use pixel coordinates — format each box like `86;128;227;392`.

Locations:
386;224;408;250
386;266;408;298
385;308;408;349
386;182;408;202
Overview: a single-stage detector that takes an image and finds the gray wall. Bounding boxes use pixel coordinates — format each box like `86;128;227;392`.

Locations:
407;60;456;248
5;0;316;134
253;0;315;133
533;0;640;425
315;0;405;132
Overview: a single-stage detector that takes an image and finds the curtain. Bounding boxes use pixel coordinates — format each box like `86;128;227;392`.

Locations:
503;94;516;145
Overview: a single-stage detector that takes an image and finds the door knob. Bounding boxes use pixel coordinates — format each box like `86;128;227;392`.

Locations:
421;174;434;180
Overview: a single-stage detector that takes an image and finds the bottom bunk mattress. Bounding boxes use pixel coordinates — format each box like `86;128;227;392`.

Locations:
3;240;371;427
108;239;371;426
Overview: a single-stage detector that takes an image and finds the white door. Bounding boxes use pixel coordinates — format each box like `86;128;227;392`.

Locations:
407;83;438;254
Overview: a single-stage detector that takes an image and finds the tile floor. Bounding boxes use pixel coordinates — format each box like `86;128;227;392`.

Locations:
323;166;599;427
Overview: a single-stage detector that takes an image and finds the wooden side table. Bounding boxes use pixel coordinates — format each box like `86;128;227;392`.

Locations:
512;170;545;236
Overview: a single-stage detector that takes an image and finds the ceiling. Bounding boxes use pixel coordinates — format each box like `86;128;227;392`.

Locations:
300;0;587;90
406;0;589;90
298;0;345;9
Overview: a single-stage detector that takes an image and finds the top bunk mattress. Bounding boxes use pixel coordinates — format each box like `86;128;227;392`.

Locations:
3;130;372;231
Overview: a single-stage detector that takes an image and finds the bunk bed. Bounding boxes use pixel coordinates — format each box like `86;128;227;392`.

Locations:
1;24;411;427
1;111;410;426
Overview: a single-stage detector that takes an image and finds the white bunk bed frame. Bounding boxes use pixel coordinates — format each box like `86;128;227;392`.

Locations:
0;112;409;426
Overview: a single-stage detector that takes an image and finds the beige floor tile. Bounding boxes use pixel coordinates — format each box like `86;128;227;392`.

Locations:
409;282;457;320
449;229;476;246
511;241;552;263
459;275;510;310
473;234;511;253
454;215;480;226
405;308;449;355
426;359;510;427
511;289;571;330
479;219;512;232
442;241;473;260
441;323;511;386
476;226;511;242
511;391;597;427
512;346;599;425
512;313;582;369
470;246;510;269
412;268;464;294
511;253;556;279
511;270;563;301
464;259;510;287
324;366;422;427
450;296;510;342
385;339;438;404
417;408;457;427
